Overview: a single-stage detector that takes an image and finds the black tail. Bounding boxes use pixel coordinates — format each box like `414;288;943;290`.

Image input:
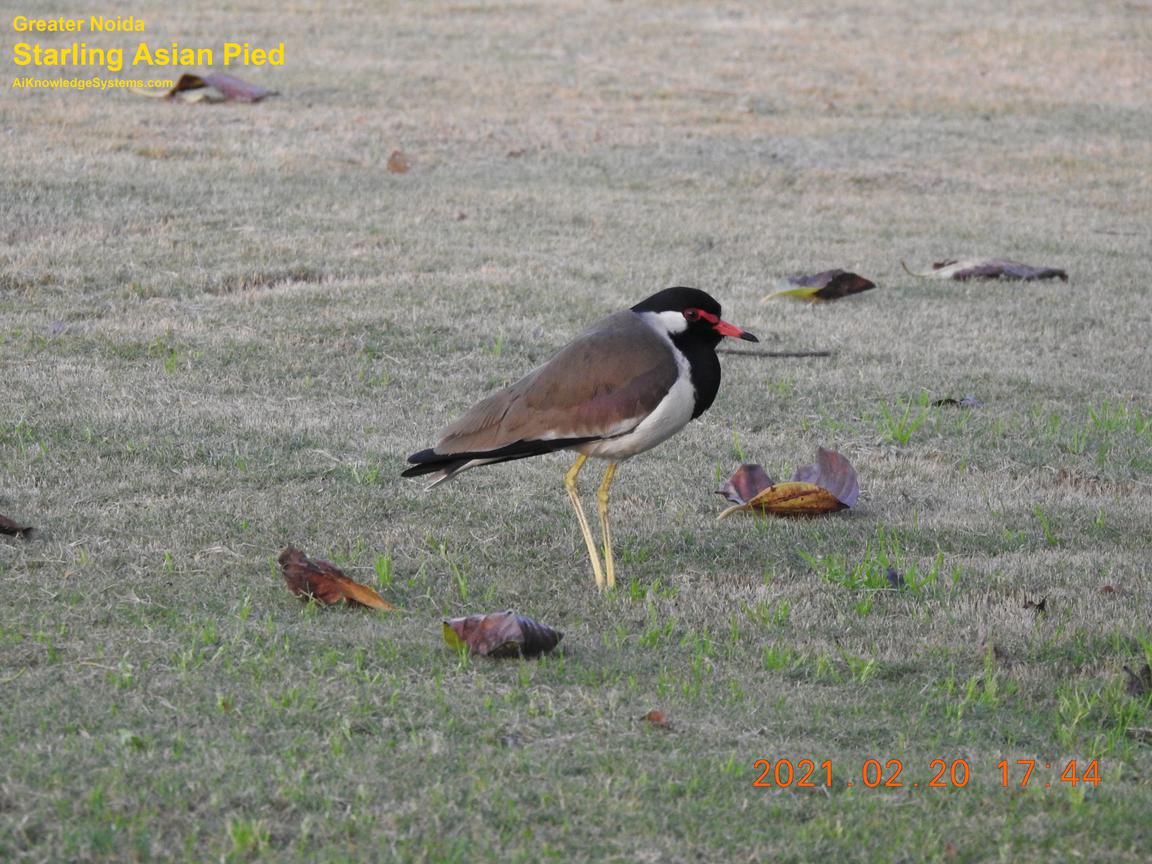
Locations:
401;436;598;480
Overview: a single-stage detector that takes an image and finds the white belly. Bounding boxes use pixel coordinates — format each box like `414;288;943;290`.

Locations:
574;370;696;461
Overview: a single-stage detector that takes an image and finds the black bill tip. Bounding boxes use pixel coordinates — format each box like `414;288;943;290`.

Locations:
739;331;759;343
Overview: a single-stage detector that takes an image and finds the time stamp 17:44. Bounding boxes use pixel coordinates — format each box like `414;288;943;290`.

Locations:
752;758;1102;790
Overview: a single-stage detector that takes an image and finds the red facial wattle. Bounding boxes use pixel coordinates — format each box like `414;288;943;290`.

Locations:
683;307;758;342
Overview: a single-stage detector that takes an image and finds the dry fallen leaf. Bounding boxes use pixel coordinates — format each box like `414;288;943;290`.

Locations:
387;150;410;174
278;546;394;610
718;447;859;519
717;464;776;505
443;611;562;658
792;447;860;508
0;514;33;537
134;72;276;103
902;259;1067;282
764;269;876;303
641;709;672;729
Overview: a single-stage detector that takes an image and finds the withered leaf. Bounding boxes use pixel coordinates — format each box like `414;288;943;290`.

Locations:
641;709;672;729
387;150;410;174
718;481;846;519
1124;664;1152;698
442;611;562;658
764;270;876;303
0;514;33;537
278;546;394;610
135;72;276;103
792;447;860;508
717;464;776;505
901;259;1067;282
718;447;858;519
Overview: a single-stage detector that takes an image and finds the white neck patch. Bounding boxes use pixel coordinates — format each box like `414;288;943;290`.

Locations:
639;310;688;337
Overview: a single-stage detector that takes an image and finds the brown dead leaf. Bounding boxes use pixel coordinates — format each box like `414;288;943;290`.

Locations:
764;269;876;303
641;709;672;729
135;72;276;103
901;259;1067;282
387;150;410;174
717;464;776;505
792;447;860;508
0;514;33;537
724;482;846;518
718;447;858;519
443;611;562;658
278;546;394;610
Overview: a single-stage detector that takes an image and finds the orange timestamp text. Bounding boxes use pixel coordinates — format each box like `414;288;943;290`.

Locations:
751;758;1101;789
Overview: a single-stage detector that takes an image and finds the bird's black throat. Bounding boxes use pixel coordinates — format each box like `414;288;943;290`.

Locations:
670;330;723;419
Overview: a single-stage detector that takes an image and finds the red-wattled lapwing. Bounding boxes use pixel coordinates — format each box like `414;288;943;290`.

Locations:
402;287;757;589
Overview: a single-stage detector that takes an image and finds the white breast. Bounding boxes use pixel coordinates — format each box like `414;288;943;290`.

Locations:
575;313;695;461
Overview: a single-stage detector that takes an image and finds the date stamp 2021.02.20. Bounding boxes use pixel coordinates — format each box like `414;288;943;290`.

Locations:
751;758;1102;790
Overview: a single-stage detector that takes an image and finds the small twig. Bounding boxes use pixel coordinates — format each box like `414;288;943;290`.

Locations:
717;348;833;359
0;670;26;685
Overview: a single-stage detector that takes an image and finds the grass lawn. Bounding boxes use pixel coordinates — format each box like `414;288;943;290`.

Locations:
2;1;1151;860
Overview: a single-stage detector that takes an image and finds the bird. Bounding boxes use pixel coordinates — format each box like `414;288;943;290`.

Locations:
402;287;758;589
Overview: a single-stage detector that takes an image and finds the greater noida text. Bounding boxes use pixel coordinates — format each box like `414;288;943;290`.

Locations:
11;16;284;72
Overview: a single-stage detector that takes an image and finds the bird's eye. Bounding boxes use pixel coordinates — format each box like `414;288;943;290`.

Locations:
683;308;701;322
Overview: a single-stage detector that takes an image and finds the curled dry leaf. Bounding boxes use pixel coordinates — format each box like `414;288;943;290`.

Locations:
387;150;410;174
901;259;1067;282
0;514;33;537
641;709;672;729
719;482;845;518
278;546;394;610
443;611;562;658
717;464;776;505
717;447;858;519
134;72;276;103
764;270;876;303
792;447;860;508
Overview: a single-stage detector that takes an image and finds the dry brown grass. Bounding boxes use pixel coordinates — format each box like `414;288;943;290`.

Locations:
2;1;1151;861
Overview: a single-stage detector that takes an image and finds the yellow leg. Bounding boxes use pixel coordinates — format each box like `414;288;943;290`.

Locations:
596;463;618;589
564;455;605;588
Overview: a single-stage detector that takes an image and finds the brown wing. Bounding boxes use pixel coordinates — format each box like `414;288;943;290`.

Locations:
433;310;678;455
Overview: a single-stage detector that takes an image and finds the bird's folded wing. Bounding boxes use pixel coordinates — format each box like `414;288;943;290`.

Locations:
434;311;679;455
